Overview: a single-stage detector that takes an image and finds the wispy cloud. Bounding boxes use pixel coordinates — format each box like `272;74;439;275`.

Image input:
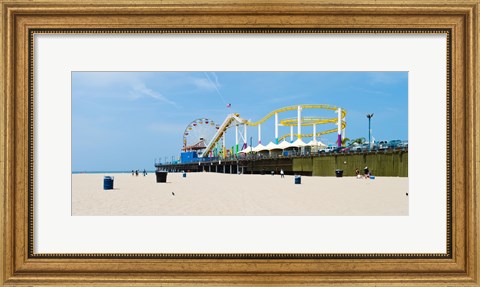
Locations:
368;72;407;85
210;72;220;87
355;88;391;97
192;78;217;90
73;72;228;105
129;83;178;107
203;72;226;104
191;73;222;92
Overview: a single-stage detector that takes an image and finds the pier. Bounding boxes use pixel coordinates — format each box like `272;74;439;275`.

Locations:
156;149;408;177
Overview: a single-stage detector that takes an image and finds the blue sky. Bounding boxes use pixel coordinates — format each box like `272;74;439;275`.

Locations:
72;72;408;171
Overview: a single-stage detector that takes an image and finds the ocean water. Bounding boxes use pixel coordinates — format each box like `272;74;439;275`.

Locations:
72;170;155;174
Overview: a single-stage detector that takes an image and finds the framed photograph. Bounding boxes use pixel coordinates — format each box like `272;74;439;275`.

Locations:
71;71;409;217
1;0;478;286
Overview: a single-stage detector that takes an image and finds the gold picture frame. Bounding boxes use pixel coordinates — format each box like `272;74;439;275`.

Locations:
1;0;478;285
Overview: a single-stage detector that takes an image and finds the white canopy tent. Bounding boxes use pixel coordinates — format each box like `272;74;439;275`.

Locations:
238;147;253;154
290;138;307;147
306;140;327;148
265;141;281;151
252;144;267;152
317;141;327;147
276;140;293;150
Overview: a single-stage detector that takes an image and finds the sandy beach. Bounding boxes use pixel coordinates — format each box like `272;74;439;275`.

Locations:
72;173;408;216
72;172;408;216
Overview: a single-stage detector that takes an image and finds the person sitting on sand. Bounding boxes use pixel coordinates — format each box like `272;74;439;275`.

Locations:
364;166;370;179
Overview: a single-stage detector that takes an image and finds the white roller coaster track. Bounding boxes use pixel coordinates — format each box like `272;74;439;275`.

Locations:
201;113;246;157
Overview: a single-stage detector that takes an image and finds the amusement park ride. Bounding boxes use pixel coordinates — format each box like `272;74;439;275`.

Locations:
182;104;346;160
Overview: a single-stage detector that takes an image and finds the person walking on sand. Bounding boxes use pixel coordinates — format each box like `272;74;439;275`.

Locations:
131;170;134;176
143;169;147;176
355;168;361;179
280;169;285;178
135;170;139;176
364;166;370;179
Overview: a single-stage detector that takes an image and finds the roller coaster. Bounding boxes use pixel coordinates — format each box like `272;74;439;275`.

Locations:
183;104;347;158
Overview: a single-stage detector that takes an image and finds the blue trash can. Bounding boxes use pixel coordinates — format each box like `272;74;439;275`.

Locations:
183;172;186;178
103;176;114;190
294;175;301;184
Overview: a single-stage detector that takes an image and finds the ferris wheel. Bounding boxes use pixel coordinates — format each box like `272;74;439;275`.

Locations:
182;118;219;151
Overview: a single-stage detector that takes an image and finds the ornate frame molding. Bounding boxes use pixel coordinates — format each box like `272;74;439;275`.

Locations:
1;1;478;285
